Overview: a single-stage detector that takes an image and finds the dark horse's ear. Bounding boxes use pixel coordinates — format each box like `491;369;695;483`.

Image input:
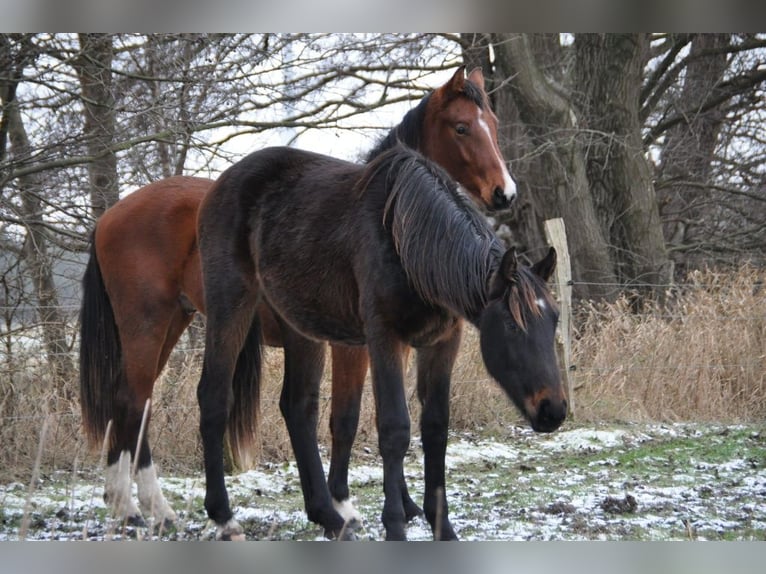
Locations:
532;247;557;282
467;67;485;90
488;247;518;299
499;247;519;283
448;65;466;93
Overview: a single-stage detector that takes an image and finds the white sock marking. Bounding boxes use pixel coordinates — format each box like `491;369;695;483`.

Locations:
333;497;363;526
104;450;140;519
136;463;177;523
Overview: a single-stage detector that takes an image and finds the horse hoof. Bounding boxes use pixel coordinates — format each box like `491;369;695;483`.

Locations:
216;519;245;541
324;522;358;541
384;525;407;541
126;514;146;528
403;501;423;522
435;525;458;541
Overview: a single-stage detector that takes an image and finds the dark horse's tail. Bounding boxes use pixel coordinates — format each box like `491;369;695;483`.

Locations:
226;315;263;470
79;235;121;449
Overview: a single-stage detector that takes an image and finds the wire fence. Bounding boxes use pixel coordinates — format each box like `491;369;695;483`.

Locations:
0;267;764;485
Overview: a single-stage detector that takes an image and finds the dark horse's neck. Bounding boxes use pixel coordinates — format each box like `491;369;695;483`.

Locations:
372;146;505;326
364;95;430;163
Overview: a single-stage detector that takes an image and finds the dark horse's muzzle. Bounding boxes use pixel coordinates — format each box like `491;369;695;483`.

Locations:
530;396;567;433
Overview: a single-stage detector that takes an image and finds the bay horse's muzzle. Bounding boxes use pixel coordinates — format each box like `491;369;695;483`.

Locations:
492;186;513;211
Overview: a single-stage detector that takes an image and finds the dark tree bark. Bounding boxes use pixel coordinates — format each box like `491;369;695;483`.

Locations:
489;34;617;301
1;35;74;389
75;34;118;218
655;34;730;277
573;34;671;292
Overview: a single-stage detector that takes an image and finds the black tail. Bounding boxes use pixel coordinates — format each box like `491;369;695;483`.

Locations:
79;235;121;449
226;315;263;470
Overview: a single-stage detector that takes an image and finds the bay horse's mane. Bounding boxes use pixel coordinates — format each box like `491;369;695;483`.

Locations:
359;144;504;320
364;77;487;162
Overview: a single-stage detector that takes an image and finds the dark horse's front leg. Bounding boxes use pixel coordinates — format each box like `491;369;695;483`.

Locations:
328;345;422;526
416;322;462;540
367;332;411;541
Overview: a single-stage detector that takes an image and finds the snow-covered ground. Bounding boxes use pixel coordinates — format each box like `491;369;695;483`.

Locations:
2;423;764;541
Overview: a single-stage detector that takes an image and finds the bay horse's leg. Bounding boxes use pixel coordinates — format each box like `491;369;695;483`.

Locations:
134;304;195;526
327;344;366;526
416;323;462;541
367;332;410;541
328;345;422;525
107;302;191;528
280;329;350;539
197;286;258;541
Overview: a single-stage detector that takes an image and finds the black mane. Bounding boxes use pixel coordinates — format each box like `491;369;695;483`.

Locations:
363;145;503;321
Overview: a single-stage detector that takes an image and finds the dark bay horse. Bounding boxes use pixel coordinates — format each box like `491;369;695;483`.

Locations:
78;66;517;527
195;144;566;541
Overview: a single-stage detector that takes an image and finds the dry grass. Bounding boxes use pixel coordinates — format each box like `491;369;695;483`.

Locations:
573;266;766;423
0;266;763;481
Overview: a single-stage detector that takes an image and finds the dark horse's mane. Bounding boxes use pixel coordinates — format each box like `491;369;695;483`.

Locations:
359;145;504;321
364;79;487;162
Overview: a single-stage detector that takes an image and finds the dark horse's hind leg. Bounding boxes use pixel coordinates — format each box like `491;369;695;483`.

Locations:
197;287;258;540
281;328;352;539
328;345;422;525
416;324;462;541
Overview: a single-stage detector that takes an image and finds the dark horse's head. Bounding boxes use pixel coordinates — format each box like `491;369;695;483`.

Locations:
480;247;567;433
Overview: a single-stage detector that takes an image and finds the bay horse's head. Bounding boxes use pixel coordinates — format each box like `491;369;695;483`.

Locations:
422;66;517;211
480;247;566;433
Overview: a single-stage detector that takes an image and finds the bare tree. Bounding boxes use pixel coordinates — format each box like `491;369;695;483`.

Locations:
75;33;118;218
1;34;74;388
461;33;765;301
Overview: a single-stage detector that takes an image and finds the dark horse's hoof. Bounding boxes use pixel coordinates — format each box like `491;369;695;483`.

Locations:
125;514;147;528
324;519;359;541
403;498;423;522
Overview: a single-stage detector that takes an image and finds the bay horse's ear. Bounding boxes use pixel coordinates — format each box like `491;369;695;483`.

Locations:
532;247;557;282
447;65;466;93
467;67;485;91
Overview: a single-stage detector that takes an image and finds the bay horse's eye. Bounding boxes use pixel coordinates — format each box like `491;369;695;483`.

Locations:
455;124;468;136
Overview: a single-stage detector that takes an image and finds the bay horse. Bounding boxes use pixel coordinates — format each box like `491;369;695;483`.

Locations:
195;144;566;541
78;66;517;528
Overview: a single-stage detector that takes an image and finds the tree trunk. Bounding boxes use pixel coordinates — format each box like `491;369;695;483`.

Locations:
573;34;671;294
656;34;730;277
1;41;74;389
76;34;118;218
490;33;617;301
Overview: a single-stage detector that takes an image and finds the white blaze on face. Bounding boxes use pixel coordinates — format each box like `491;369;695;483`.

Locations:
478;109;517;202
536;298;548;311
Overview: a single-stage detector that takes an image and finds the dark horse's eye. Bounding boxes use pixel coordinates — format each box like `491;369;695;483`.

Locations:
455;124;468;135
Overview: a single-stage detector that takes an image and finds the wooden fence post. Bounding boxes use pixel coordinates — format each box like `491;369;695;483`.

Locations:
544;218;575;418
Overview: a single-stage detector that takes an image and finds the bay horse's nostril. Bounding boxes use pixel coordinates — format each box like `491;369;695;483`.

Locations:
492;186;510;210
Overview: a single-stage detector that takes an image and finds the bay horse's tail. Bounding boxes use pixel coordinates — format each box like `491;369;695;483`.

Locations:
226;315;263;470
79;235;120;449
